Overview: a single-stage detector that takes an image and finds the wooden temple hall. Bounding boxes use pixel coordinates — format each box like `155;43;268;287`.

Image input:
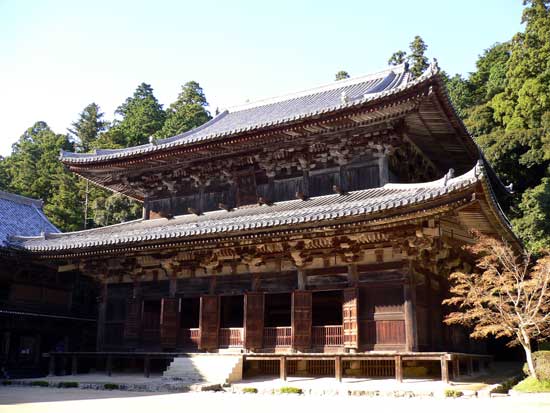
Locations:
9;62;515;382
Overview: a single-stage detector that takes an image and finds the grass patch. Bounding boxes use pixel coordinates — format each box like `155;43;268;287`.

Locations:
103;383;120;390
279;386;302;395
1;380;12;386
242;387;258;394
444;389;464;398
513;376;550;393
492;376;523;394
30;381;49;387
57;381;79;388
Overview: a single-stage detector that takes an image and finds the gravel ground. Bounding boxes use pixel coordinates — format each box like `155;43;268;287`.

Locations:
1;386;550;413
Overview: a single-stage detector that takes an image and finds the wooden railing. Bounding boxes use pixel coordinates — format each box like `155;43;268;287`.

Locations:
312;325;343;347
219;328;244;347
179;328;200;348
263;327;292;347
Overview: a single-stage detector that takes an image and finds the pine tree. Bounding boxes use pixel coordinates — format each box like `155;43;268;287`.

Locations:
334;71;350;81
68;103;109;152
408;36;429;78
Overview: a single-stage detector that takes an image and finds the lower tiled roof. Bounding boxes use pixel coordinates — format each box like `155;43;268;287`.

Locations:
9;164;487;254
0;190;59;247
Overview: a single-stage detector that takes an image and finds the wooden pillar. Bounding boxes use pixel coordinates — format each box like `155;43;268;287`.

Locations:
378;153;389;186
395;355;403;382
48;354;56;376
143;199;150;220
280;356;287;381
440;355;449;383
302;169;310;197
338;164;348;192
169;277;177;298
144;356;151;378
335;355;342;382
424;273;434;351
60;356;67;376
124;279;142;348
403;267;418;352
106;355;113;377
466;357;474;376
297;269;307;291
453;357;460;379
266;171;276;202
96;281;108;352
71;355;78;375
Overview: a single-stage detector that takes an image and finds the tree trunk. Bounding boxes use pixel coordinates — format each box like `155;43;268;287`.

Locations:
519;329;537;379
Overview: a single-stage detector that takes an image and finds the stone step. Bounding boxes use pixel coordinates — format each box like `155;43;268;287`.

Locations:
163;355;243;385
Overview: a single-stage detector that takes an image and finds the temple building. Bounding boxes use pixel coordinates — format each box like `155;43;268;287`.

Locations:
8;62;517;382
0;191;96;378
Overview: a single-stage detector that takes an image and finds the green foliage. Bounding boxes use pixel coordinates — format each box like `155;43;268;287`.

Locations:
444;389;464;398
30;381;50;387
513;179;550;251
388;36;429;78
114;82;166;146
513;376;550;393
242;387;258;393
2;380;12;385
156;81;211;139
68;103;109;152
90;193;142;227
522;351;550;381
57;381;79;388
334;71;350;81
279;386;302;394
492;376;523;394
103;383;120;390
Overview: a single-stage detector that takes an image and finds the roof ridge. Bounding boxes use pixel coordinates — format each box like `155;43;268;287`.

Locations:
226;64;408;113
0;190;43;208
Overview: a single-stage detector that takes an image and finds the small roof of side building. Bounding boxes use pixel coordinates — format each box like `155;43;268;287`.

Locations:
0;190;59;248
9;161;518;257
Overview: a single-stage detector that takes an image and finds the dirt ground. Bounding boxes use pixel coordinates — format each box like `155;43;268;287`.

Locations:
1;386;550;413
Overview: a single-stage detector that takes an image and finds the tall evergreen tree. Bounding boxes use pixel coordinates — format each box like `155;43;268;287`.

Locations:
68;103;109;152
388;50;407;66
114;83;166;146
156;81;211;138
408;36;429;78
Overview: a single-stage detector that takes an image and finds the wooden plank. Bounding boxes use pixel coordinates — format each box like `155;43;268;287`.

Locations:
244;292;264;350
160;298;179;349
199;295;219;350
124;298;141;342
291;290;312;351
342;287;358;349
403;279;418;351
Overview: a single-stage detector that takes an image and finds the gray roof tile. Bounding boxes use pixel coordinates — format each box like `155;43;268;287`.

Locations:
0;191;59;247
61;63;440;164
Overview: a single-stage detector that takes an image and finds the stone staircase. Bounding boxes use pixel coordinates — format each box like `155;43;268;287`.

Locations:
163;354;243;385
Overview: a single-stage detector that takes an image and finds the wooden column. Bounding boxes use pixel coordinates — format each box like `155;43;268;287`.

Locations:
124;280;142;348
144;356;151;378
425;273;434;351
378;153;389;186
96;281;108;352
403;267;418;352
466;357;474;376
71;355;78;375
48;354;55;376
395;355;403;382
335;355;342;382
106;355;113;377
244;292;264;351
338;164;348;192
266;170;276;202
297;269;307;291
280;356;287;381
291;290;312;351
302;169;310;196
440;355;449;383
452;357;460;379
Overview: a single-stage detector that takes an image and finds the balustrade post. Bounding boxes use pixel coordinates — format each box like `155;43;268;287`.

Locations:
395;355;403;382
335;355;342;382
441;355;449;383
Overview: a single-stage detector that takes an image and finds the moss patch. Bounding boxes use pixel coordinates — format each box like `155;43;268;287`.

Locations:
279;386;302;394
513;377;550;393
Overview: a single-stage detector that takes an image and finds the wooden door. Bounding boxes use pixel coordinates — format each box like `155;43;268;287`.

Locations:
292;290;312;350
342;287;358;349
236;170;258;206
124;299;141;341
160;298;179;349
244;292;264;350
199;295;219;350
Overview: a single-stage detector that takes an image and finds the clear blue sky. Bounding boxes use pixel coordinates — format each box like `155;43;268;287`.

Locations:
0;0;524;156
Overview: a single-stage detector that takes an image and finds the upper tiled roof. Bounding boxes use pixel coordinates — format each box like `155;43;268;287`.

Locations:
0;190;59;247
10;162;489;253
60;63;436;164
